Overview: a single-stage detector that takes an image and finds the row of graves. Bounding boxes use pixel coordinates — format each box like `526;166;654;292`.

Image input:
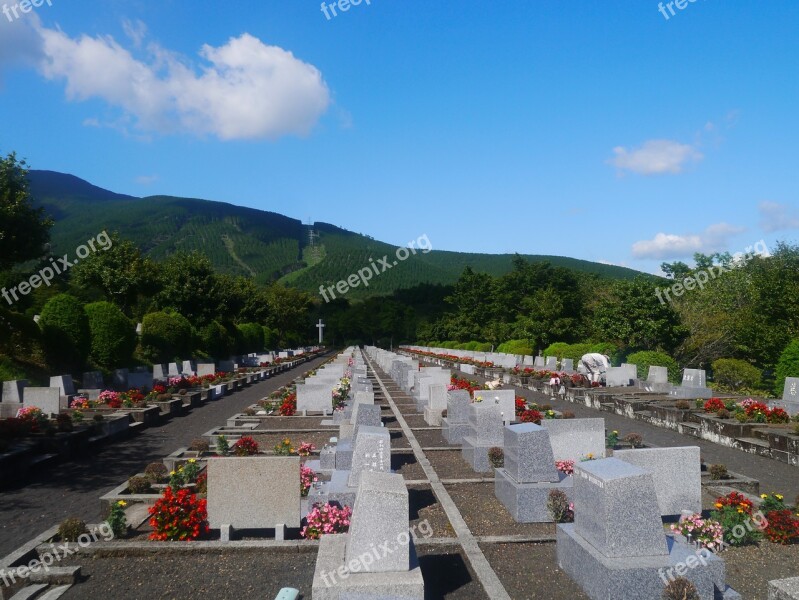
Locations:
402;346;799;469
0;350;323;488
368;346;775;600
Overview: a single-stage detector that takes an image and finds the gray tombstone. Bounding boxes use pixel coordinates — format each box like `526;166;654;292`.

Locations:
474;389;515;425
348;426;391;487
197;363;216;377
152;364;167;380
557;457;738;599
774;377;799;416
49;376;75;397
182;360;197;375
647;366;669;384
82;371;104;390
495;423;573;522
297;383;333;414
442;390;472;445
1;380;28;404
23;387;64;415
127;372;154;390
312;471;424;599
562;358;574;372
614;447;702;516
541;418;605;462
671;368;713;399
534;356;545;368
207;457;301;533
606;367;633;387
168;362;182;377
545;357;558;370
461;402;504;473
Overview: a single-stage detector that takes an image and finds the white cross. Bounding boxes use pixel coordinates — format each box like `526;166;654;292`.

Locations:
316;319;325;344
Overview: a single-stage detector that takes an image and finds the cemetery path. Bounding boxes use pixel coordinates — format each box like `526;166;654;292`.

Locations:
457;368;799;502
0;355;330;559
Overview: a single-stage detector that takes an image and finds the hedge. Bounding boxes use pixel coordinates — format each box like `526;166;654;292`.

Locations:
39;294;91;371
140;311;193;363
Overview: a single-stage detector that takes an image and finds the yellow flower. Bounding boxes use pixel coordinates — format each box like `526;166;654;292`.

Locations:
118;500;127;507
283;438;290;444
761;494;768;499
170;470;176;476
188;458;196;464
776;494;783;500
612;430;619;435
737;509;743;513
290;448;295;454
714;503;723;509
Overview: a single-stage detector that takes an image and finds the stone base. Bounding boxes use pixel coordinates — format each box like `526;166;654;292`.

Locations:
770;400;799;417
423;406;443;427
557;524;740;600
306;470;357;510
494;468;573;523
670;387;714;399
641;382;673;394
441;419;470;445
335;440;353;470
414;396;426;412
769;577;799;600
462;436;502;473
312;533;424;599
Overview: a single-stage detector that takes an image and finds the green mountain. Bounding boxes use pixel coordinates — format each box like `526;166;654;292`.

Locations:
28;170;648;298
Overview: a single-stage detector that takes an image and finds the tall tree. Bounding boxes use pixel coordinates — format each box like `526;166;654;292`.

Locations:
0;152;52;271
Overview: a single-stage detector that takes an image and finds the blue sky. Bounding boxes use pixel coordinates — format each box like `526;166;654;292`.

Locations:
0;0;797;274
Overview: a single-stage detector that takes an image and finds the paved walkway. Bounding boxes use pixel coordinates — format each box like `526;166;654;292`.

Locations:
0;356;329;558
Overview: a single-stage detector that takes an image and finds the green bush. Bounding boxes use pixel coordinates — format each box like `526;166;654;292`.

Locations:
262;326;278;350
84;302;136;370
39;294;91;371
236;322;265;354
140;311;192;363
542;342;572;359
0;306;43;362
199;321;234;359
774;339;799;396
0;355;26;381
627;351;680;383
475;342;492;352
543;342;594;364
497;339;533;355
58;518;88;542
711;358;762;392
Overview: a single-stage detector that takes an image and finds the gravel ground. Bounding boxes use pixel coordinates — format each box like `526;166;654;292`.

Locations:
428;450;489;480
408;484;455;538
0;355;331;558
393;451;429;481
447;482;556;538
723;542;799;599
481;542;590;599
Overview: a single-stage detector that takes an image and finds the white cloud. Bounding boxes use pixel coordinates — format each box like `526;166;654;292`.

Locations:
135;174;159;185
609;139;703;175
10;21;330;140
758;201;799;233
122;19;147;48
632;223;745;259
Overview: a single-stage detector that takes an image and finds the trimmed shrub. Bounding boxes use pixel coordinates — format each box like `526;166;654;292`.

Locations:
199;321;234;359
496;339;533;356
58;518;88;542
626;351;680;383
236;322;265;354
39;293;91;371
144;462;169;483
84;302;136;370
189;438;210;453
662;578;699;600
774;339;799;396
712;358;762;391
128;475;152;494
709;464;728;480
140;311;192;363
488;447;504;468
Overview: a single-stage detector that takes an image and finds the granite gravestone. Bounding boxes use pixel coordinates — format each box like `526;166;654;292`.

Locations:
534;356;545;368
442;390;472;444
557;458;739;600
774;377;799;416
473;389;516;425
671;368;714;399
348;426;391;487
462;402;504;473
495;423;573;522
49;376;75;397
614;447;702;516
541;418;605;462
82;372;104;390
423;382;448;426
312;472;424;599
207;456;301;539
562;358;575;373
296;383;333;414
545;357;558;370
23;387;64;415
1;380;27;404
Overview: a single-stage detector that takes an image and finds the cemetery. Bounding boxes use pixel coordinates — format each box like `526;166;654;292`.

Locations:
0;339;796;598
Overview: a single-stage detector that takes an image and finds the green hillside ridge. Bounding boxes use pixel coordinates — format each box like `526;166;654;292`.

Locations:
28;170;650;298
